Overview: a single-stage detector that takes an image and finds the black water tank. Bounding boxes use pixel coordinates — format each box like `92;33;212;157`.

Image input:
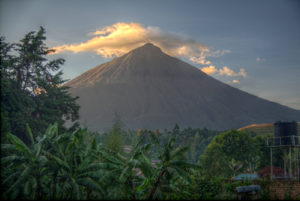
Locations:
274;121;297;145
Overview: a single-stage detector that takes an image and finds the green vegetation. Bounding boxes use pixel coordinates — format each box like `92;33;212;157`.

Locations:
1;123;200;200
98;124;220;163
199;130;266;179
102;113;124;153
4;121;280;200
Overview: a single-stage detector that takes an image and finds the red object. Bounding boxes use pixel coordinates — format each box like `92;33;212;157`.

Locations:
258;166;284;179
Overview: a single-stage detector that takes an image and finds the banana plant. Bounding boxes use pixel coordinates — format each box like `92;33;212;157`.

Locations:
1;123;50;199
1;123;106;200
44;128;106;200
98;137;154;200
147;132;200;200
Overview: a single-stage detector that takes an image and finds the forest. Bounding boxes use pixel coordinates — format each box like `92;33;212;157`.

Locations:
1;27;296;200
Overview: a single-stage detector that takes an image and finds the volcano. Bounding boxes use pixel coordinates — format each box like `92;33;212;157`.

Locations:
65;43;300;132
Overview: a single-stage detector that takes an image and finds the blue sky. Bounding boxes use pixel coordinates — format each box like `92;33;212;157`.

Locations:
1;0;300;109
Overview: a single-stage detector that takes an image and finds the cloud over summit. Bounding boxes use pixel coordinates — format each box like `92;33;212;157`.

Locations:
51;22;229;66
51;22;246;79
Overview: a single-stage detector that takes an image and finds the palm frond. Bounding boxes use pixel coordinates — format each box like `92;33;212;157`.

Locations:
71;179;81;200
136;178;150;193
45;122;58;138
51;155;71;172
139;161;155;179
119;166;129;182
54;132;71;144
5;166;31;195
35;141;42;157
77;170;104;180
77;178;105;196
6;133;32;159
99;149;124;165
25;124;35;146
77;163;110;173
167;166;191;183
2;171;20;185
1;155;26;164
1;144;19;152
170;146;189;160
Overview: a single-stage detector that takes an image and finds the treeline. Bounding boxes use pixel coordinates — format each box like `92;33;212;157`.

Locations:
96;120;220;163
99;121;282;180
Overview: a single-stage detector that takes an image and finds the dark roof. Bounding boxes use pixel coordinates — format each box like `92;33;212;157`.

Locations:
234;173;259;180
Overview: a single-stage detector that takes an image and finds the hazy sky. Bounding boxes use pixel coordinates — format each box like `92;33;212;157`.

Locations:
1;0;300;109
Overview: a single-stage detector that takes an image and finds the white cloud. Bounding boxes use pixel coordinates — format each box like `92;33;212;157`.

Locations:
232;79;240;84
256;57;266;62
201;65;248;78
238;68;247;77
50;22;229;65
201;65;217;75
208;49;232;57
219;66;247;77
227;79;240;85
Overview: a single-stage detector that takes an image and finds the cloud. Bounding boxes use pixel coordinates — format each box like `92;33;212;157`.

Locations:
238;68;247;77
207;49;232;57
201;65;248;78
256;57;266;62
52;22;148;57
232;79;240;84
219;66;247;77
226;79;240;85
201;65;217;75
50;22;228;65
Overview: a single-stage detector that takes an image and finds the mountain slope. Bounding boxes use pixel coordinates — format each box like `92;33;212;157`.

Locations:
66;43;300;132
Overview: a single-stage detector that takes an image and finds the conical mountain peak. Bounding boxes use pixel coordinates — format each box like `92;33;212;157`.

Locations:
65;42;216;88
66;42;300;132
142;42;157;48
128;42;163;56
65;42;189;87
139;42;161;50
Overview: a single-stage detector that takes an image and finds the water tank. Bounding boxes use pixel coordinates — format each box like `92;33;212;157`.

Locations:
274;121;297;145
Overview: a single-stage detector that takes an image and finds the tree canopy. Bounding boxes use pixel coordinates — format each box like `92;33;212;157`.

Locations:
1;27;79;143
199;130;259;178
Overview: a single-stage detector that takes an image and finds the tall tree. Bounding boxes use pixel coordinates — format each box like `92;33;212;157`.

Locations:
199;130;258;178
0;27;79;142
103;113;124;153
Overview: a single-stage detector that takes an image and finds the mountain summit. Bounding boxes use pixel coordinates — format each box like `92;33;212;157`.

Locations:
132;42;163;53
66;43;300;131
66;42;203;88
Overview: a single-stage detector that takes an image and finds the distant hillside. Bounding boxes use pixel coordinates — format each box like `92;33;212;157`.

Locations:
238;122;300;136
